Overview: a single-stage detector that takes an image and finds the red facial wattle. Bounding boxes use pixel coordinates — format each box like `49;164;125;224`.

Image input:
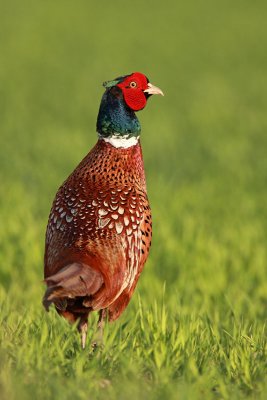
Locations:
117;72;149;111
122;89;147;111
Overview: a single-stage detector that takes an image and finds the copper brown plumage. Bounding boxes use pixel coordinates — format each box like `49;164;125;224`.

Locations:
43;72;163;347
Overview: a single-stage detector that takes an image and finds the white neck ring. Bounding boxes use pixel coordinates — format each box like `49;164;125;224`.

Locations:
100;134;139;149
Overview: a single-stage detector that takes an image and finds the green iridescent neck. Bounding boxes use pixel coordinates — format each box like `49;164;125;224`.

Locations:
96;86;141;138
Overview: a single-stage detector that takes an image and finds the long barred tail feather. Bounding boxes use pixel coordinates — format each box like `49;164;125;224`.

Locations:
43;262;104;311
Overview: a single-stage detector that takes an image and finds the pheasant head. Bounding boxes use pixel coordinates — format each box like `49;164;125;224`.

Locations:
96;72;164;144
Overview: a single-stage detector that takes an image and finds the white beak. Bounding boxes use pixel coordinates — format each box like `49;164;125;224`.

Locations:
144;82;164;96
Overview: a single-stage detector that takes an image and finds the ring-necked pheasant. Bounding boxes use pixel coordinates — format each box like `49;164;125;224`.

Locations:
43;72;163;348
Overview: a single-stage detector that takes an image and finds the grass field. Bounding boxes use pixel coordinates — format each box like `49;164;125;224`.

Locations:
0;1;267;399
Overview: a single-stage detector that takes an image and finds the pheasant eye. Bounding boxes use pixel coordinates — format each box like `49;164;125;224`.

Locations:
129;81;137;88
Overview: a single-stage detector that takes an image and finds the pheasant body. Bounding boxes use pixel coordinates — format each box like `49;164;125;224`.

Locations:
43;72;163;346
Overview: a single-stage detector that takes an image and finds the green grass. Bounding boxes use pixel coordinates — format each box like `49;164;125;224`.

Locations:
0;0;267;399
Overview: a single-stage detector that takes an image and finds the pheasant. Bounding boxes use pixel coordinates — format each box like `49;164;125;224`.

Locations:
43;72;163;348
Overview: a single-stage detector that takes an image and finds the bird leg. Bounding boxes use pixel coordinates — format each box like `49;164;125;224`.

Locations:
91;308;108;350
97;308;108;339
78;317;88;349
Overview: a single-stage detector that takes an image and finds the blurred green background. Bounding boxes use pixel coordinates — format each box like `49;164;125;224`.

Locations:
0;1;266;399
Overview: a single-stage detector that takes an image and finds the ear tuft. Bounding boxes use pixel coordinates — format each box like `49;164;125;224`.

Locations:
103;73;132;89
103;79;120;88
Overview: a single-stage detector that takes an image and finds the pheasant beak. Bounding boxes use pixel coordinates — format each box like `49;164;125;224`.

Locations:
144;83;164;96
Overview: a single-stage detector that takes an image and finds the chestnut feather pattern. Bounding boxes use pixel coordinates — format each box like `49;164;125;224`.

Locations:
44;140;152;318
